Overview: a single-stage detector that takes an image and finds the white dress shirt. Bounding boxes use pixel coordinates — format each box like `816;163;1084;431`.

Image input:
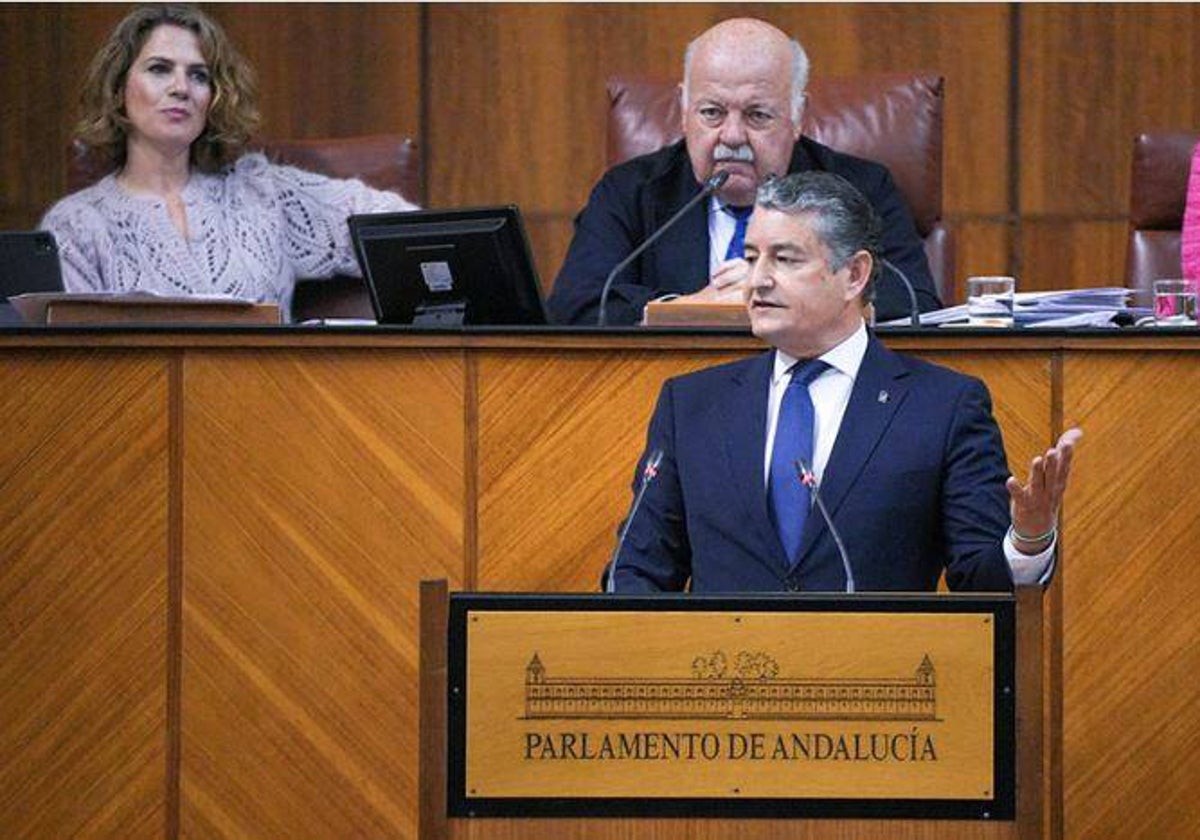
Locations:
763;320;1054;585
708;196;740;274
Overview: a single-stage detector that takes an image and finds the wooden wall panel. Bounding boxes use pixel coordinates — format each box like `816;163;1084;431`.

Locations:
1061;351;1200;840
0;351;169;838
0;6;60;227
179;350;465;840
956;221;1015;300
1016;4;1200;292
0;4;130;227
1020;5;1200;217
915;351;1052;470
213;3;421;142
1019;220;1129;294
475;348;750;592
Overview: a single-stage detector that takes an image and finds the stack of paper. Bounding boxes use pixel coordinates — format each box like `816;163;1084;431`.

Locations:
881;288;1148;328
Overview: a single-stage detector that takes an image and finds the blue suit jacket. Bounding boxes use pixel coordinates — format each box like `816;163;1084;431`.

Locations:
547;137;941;325
612;336;1015;593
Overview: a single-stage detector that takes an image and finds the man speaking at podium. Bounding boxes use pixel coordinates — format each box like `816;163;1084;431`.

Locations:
547;17;941;325
607;172;1081;593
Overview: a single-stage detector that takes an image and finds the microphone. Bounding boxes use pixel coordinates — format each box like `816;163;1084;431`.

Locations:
878;257;922;328
597;170;731;326
794;457;855;593
604;448;665;593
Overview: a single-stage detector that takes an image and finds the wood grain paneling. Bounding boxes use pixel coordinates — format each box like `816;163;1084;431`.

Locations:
0;351;169;838
213;3;421;140
179;350;465;840
1019;220;1129;294
916;351;1052;471
955;220;1015;300
0;4;130;225
475;348;752;592
1060;351;1200;840
1020;4;1200;217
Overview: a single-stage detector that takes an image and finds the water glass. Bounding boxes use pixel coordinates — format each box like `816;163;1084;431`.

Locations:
1153;280;1197;326
966;276;1016;327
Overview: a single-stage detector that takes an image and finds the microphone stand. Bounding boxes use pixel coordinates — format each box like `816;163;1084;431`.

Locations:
795;457;855;593
605;449;664;593
596;171;730;327
879;256;922;328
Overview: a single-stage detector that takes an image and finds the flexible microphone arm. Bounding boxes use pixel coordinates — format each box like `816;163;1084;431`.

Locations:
605;449;665;593
795;457;855;593
878;256;922;328
597;171;730;327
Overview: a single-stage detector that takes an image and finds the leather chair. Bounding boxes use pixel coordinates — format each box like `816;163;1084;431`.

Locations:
607;73;956;304
65;134;421;321
1126;131;1198;293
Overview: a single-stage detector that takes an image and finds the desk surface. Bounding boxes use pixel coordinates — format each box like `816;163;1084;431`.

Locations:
2;322;1200;348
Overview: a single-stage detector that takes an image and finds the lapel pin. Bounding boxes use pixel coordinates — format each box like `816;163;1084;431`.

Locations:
878;390;890;404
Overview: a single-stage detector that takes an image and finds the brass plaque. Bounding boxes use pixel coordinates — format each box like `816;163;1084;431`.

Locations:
448;595;1014;819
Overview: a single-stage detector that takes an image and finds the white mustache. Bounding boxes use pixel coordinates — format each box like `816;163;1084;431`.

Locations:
714;143;755;163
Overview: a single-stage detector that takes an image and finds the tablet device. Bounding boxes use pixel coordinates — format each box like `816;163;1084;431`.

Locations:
0;231;64;324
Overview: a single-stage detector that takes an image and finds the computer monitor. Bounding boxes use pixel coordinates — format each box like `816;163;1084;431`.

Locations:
349;206;546;326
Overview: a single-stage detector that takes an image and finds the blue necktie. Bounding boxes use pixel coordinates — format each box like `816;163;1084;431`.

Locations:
723;205;753;260
768;359;829;566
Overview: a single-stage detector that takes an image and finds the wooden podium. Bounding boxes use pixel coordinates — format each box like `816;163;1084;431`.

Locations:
419;581;1045;840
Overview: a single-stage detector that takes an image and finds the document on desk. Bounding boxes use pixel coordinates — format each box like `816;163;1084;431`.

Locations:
881;287;1141;328
8;291;281;325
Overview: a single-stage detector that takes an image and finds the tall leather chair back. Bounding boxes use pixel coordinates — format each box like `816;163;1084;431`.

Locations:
607;73;956;304
1126;132;1198;293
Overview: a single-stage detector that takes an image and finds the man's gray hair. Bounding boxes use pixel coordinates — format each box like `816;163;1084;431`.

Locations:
756;172;882;301
682;37;809;124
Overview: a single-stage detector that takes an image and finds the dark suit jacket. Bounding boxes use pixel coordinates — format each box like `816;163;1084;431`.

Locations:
611;334;1015;593
547;137;941;325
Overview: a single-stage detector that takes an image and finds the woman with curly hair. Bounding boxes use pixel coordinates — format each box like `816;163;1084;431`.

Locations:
40;5;416;319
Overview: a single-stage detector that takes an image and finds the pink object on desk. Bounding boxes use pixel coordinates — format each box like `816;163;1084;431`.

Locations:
1183;141;1200;286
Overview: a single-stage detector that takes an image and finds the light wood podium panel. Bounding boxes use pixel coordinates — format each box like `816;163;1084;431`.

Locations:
422;583;1042;840
475;348;748;592
1060;350;1200;840
0;330;1197;840
0;350;170;839
179;349;467;839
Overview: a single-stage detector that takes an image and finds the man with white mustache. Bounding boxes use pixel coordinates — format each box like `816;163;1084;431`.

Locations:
547;18;942;326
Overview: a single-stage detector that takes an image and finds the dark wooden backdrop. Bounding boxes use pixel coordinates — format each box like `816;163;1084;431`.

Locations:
2;3;1200;294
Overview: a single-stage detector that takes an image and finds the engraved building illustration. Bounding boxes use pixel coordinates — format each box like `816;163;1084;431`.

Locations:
524;651;937;721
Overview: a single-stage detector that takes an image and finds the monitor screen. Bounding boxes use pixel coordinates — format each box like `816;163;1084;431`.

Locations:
349;206;546;326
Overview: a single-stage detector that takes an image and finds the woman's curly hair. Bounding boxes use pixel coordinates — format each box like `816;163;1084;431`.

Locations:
75;4;261;173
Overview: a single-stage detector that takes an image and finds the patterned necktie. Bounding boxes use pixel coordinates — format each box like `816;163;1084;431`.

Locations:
723;205;753;260
768;359;829;566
